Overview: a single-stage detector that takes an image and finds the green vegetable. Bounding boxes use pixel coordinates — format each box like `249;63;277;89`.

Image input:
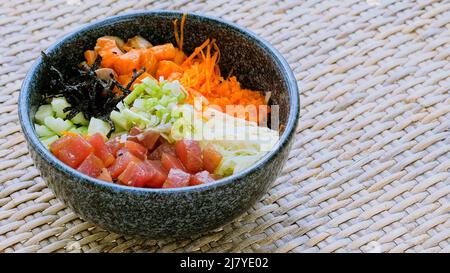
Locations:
122;108;150;127
34;104;54;124
68;127;81;134
88;117;111;138
123;84;145;105
71;112;89;126
35;124;56;137
69;126;88;135
40;135;60;148
110;110;130;131
44;116;73;136
161;80;186;101
109;130;127;140
51;97;71;118
110;77;187;134
78;126;88;136
141;77;160;95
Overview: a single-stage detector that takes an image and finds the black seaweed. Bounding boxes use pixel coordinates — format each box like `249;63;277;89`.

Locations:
40;52;144;136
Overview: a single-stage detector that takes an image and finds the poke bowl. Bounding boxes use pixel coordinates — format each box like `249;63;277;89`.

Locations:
19;10;299;239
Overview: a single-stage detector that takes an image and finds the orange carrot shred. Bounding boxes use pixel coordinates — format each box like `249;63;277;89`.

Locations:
179;38;269;122
182;38;210;66
61;131;78;137
174;13;187;52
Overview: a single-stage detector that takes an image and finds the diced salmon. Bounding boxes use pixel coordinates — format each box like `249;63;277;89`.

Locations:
118;161;151;187
77;153;105;178
113;49;142;75
105;138;124;157
140;48;158;75
161;152;186;172
202;144;222;173
108;148;141;179
143;160;168;188
175;140;203;173
151;43;176;61
50;135;94;168
162;168;191;188
95;37;123;68
148;142;176;160
156;60;183;80
88;133;115;167
125;140;147;160
97;168;113;182
190;170;215;186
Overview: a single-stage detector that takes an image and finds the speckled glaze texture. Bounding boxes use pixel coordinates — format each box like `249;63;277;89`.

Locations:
19;11;299;239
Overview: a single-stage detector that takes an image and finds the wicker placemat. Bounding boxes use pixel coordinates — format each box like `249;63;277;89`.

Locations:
1;0;449;253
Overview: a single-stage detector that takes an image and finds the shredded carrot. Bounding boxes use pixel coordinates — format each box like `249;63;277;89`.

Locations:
179;39;269;123
182;38;210;66
61;131;78;137
174;13;187;52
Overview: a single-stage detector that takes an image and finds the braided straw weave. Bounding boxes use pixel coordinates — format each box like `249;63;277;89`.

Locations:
0;0;449;253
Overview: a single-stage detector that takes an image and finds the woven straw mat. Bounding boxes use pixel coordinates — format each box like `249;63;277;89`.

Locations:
1;0;449;253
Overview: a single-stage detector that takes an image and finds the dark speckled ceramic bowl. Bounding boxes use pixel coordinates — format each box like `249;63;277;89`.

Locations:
19;11;299;239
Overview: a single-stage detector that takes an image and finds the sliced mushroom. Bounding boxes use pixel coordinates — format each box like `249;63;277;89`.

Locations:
95;68;117;81
124;35;152;49
100;36;125;48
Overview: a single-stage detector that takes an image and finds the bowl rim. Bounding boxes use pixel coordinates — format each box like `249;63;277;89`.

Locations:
19;10;299;194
